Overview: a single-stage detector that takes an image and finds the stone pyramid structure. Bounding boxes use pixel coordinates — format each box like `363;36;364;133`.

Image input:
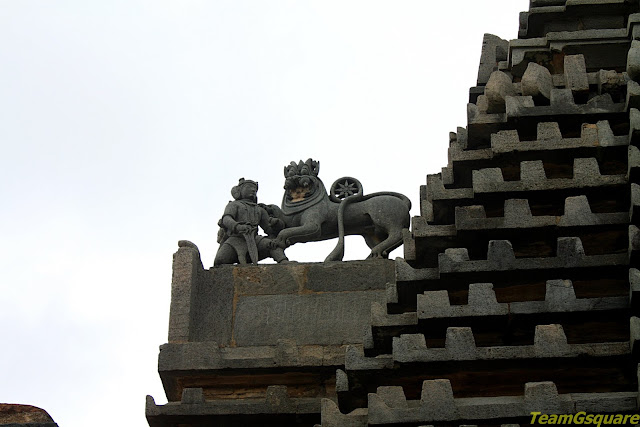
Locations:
146;1;640;425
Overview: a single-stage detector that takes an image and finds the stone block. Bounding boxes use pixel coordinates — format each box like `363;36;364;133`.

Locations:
169;242;205;343
395;258;439;282
420;380;459;419
628;40;640;82
522;62;553;100
626;80;640;111
596;120;616;146
631;316;640;358
190;266;234;344
444;248;470;262
550;88;576;106
485;71;517;113
544;280;577;311
476;95;489;113
573;157;601;181
630;268;640;312
524;382;563;414
505;95;535;117
181;388;205;404
417;291;451;319
629;145;640;182
503;199;534;228
560;196;595;226
371;301;417;327
468;283;502;314
491;130;520;152
266;385;294;411
345;345;393;370
630;225;640;265
473;168;504;185
320;399;368;427
630;109;640;147
336;369;348;393
557;237;586;268
306;260;394;292
537;122;562;141
534;325;570;357
521;160;547;181
233;291;385;346
445;327;477;360
377;387;408;409
394;334;428;361
564;55;589;95
597;70;624;96
487;240;516;270
477;34;509;85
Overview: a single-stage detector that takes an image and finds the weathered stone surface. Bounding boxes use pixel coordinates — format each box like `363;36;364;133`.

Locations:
564;55;589;96
417;279;626;320
473;158;626;194
0;404;57;426
628;40;640;81
234;291;385;346
182;388;205;404
169;241;205;343
366;380;636;424
190;266;234;344
521;62;553;100
485;71;517;113
146;387;321;418
439;237;627;274
319;399;367;427
477;34;509;85
391;324;627;364
159;341;347;372
345;345;393;371
537;122;562;141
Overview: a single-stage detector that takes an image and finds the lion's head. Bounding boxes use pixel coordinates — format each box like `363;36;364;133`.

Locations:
283;158;321;202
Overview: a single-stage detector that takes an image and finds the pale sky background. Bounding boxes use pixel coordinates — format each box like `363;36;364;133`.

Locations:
1;1;529;425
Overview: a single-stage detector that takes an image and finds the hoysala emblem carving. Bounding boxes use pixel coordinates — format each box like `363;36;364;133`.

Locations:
214;159;411;265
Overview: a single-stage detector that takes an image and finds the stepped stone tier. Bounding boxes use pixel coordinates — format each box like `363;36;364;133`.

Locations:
146;0;640;426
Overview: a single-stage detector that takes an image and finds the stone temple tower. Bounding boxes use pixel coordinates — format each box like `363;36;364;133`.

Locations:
146;0;640;425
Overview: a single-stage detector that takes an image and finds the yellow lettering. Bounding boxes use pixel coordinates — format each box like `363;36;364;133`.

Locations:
630;414;640;424
558;414;573;424
531;412;541;424
611;414;623;424
592;414;603;427
548;415;558;424
540;414;549;424
575;412;586;424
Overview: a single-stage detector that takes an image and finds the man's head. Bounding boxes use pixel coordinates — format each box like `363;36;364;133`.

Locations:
231;178;258;202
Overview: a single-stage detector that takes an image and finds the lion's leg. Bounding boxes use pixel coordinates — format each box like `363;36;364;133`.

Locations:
276;221;322;247
368;229;403;259
363;231;383;250
275;209;325;248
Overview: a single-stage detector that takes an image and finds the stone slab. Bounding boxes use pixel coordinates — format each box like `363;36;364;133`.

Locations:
234;291;385;346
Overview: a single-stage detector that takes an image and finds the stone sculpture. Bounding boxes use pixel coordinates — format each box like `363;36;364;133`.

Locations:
266;158;412;261
214;178;288;266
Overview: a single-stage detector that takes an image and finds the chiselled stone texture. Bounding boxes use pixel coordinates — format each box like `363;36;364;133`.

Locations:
149;256;394;425
149;0;640;426
325;0;640;425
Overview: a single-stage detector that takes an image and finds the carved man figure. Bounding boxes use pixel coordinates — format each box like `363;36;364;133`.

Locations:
214;178;288;266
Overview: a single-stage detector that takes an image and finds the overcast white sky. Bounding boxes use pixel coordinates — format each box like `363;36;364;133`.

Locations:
1;1;529;425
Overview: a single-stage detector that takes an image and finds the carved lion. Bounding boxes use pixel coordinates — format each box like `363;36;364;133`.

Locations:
266;159;411;261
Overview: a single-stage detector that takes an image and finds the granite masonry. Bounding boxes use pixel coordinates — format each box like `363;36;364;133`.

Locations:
146;0;640;425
